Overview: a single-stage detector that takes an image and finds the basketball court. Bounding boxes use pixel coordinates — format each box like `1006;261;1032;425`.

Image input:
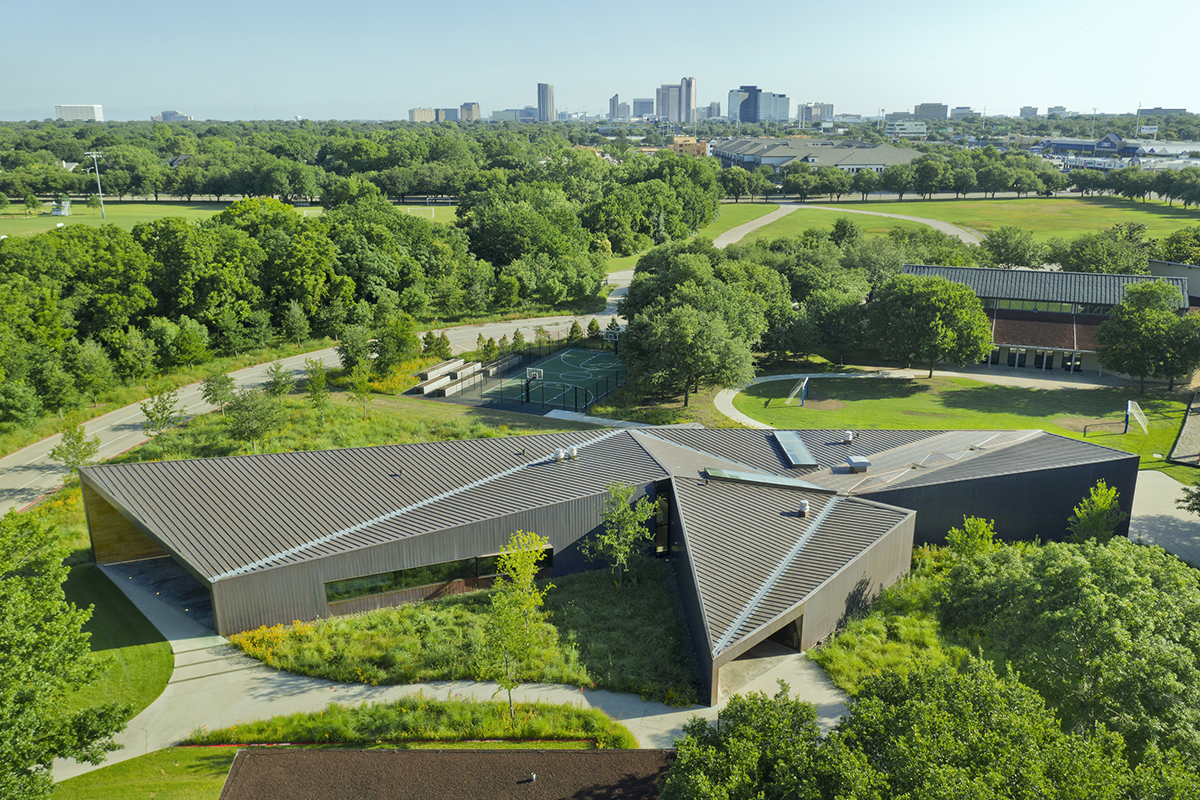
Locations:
484;348;626;410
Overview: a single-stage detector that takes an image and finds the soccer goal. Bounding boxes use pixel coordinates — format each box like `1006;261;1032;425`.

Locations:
1125;400;1149;434
406;207;436;219
784;377;810;406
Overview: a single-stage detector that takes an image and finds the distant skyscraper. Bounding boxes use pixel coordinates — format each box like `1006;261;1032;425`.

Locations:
680;77;697;123
54;104;103;122
151;110;193;122
1047;105;1067;116
913;103;948;121
537;83;555;122
609;94;619;121
632;98;655;118
728;86;789;123
409;108;436;123
656;83;682;121
950;106;975;120
617;102;630;119
1019;106;1038;118
708;101;721;119
460;102;481;122
799;102;833;124
435;108;459;122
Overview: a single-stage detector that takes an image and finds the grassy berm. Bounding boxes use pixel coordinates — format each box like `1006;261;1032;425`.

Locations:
229;556;699;706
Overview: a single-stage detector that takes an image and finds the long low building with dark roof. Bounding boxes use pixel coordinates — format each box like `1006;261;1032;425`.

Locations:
81;427;1137;704
903;264;1188;377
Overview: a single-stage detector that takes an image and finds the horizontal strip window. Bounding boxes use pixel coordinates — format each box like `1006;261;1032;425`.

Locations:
325;549;554;604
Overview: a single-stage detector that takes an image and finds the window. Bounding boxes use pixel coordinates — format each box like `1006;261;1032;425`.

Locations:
325;549;555;603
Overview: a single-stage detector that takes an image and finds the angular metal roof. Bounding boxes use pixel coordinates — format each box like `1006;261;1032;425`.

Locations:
903;264;1188;308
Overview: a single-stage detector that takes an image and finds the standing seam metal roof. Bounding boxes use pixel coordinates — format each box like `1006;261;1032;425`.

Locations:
903;264;1188;308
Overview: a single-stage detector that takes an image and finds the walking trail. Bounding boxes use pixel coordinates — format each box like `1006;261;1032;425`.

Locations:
711;202;982;249
53;567;847;782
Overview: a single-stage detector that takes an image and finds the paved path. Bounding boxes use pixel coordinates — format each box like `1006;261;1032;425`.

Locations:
1168;392;1200;465
54;563;846;782
0;273;633;516
710;203;983;249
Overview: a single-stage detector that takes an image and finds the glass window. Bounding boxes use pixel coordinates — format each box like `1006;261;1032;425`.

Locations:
325;548;554;603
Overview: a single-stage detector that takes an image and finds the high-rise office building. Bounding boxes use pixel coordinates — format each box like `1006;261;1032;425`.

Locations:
1019;106;1038;118
617;102;630;119
728;86;789;123
680;77;697;123
460;102;481;122
950;106;975;120
707;101;721;119
656;83;681;121
1047;105;1067;116
609;94;619;120
435;108;460;122
632;98;655;118
913;102;948;121
537;83;555;122
54;104;103;122
151;110;193;122
409;108;436;123
799;102;834;124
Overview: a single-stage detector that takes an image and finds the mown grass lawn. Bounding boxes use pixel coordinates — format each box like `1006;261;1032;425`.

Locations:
819;196;1200;240
61;563;174;719
229;557;699;706
738;207;927;243
0;201;230;237
697;202;779;238
733;376;1189;478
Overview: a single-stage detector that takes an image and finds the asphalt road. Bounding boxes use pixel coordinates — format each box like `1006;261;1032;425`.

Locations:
0;272;631;515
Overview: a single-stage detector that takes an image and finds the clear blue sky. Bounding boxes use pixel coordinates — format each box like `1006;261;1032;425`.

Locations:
6;0;1195;121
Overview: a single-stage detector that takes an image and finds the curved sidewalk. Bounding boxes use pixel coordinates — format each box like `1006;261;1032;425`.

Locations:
710;203;982;249
54;562;846;782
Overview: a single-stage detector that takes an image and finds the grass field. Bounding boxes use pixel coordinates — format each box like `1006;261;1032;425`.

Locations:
738;207;927;243
395;203;457;224
697;202;779;238
0;202;229;237
818;196;1200;241
732;376;1189;477
61;564;174;719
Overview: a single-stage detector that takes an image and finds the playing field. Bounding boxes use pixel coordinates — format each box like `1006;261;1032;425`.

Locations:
396;204;457;224
0;201;229;237
485;348;626;411
737;207;928;243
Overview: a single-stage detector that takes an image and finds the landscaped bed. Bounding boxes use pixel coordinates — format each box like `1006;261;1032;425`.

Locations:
229;556;699;706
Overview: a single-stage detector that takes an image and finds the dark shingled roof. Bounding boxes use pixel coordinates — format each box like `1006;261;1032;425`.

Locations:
903;264;1188;308
218;748;672;800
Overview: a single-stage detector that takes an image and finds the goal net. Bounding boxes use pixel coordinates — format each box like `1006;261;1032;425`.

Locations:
784;377;809;406
405;207;436;219
1126;400;1149;435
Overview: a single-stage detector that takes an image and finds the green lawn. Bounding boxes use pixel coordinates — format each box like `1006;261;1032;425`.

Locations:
697;202;779;238
228;556;698;706
819;196;1200;241
0;201;230;237
61;563;174;719
733;376;1189;477
738;207;927;243
395;204;458;224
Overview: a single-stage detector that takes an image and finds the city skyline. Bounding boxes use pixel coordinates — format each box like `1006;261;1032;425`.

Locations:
4;0;1194;122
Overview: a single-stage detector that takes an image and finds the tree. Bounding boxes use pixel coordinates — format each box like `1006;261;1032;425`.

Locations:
348;360;374;420
566;319;583;343
977;163;1014;198
980;225;1042;268
851;169;880;201
829;216;862;248
623;304;756;407
511;328;527;351
817;167;853;201
23;192;40;216
47;416;100;483
281;300;310;347
0;381;42;430
336;325;372;371
0;512;129;800
580;482;657;585
200;369;236;416
0;192;9;213
226;387;282;453
436;332;453;360
304;357;330;423
880;163;915;200
869;274;993;377
139;385;184;458
1067;480;1128;544
109;326;157;388
263;360;296;405
481;530;554;721
945;515;996;558
66;339;116;406
372;312;420;375
1096;281;1186;393
586;317;602;344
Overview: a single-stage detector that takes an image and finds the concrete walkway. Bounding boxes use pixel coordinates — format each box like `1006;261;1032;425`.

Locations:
710;203;983;249
54;563;847;782
1128;471;1200;565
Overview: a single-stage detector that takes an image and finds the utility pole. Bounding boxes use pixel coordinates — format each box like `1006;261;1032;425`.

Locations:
84;151;106;219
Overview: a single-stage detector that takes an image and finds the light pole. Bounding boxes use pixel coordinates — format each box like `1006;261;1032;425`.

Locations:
84;151;106;219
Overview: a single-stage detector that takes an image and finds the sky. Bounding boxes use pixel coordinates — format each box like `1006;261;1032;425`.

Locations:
5;0;1196;122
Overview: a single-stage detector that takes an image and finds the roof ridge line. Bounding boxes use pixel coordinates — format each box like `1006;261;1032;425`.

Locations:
710;496;841;658
632;429;776;476
210;429;627;581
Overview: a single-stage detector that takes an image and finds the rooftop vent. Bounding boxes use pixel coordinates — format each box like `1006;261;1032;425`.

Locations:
554;448;566;462
847;456;871;473
798;498;811;517
842;430;854;445
568;445;579;460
